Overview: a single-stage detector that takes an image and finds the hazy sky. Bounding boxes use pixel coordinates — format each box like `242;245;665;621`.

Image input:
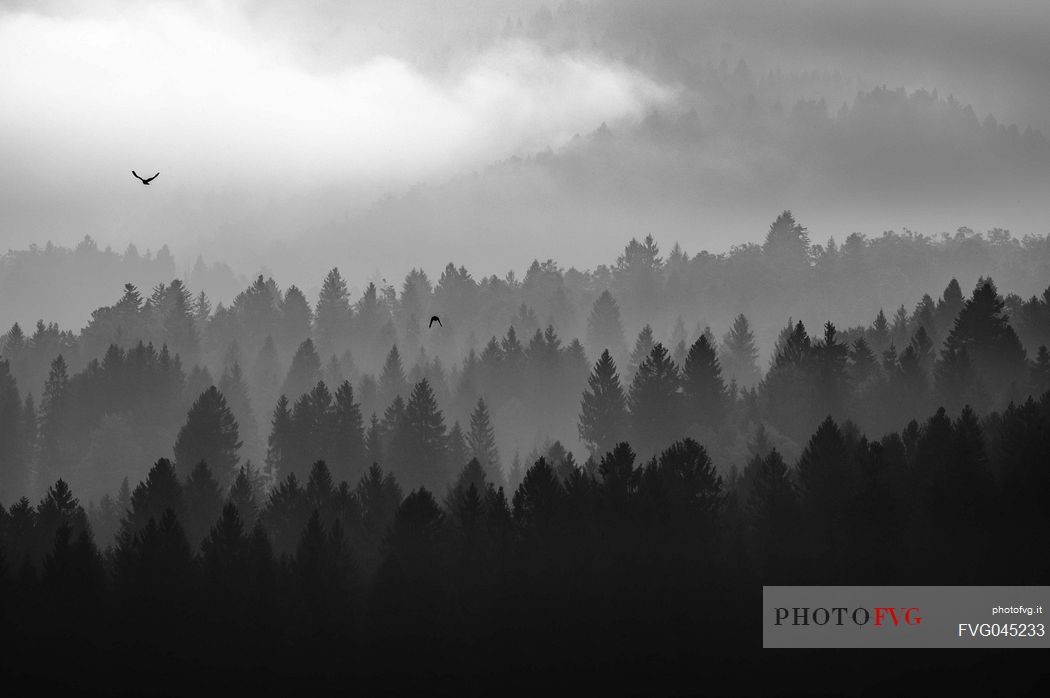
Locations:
2;0;1049;292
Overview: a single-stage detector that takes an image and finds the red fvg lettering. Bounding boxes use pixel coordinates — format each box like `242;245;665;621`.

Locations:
874;608;922;626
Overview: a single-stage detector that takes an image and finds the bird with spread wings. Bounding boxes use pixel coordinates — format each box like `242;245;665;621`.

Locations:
132;171;159;185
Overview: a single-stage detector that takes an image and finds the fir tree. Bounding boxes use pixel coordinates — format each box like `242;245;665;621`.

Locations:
627;324;655;380
585;290;627;359
681;334;729;429
183;461;224;549
379;345;408;408
329;381;366;484
365;413;383;467
627;343;682;457
281;338;322;402
315;268;352;355
279;285;313;354
38;355;71;485
173;386;242;483
720;313;761;389
402;379;448;492
467;397;501;484
228;464;260;529
265;395;293;483
0;360;26;501
219;362;261;466
578;350;629;458
446;421;469;475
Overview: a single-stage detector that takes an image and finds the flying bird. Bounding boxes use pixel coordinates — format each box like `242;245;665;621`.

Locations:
429;315;442;328
132;171;159;185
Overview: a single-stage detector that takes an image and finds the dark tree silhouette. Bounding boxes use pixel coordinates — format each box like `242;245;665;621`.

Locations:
628;343;681;457
682;334;729;430
173;386;242;483
281;338;322;402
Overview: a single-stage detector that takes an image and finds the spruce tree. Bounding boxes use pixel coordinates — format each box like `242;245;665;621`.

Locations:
795;416;850;522
402;379;448;492
219;362;261;466
173;386;242;483
365;413;383;467
627;324;655;380
939;278;1027;408
446;421;469;476
578;350;628;458
183;461;224;549
379;345;408;409
380;392;407;474
265;395;293;483
281;338;322;401
467;397;501;484
315;268;352;356
682;334;729;429
869;309;890;353
720;313;761;389
38;355;74;486
278;285;313;354
0;360;26;501
121;458;184;537
228;465;260;529
627;343;682;457
329;380;366;484
585;290;627;360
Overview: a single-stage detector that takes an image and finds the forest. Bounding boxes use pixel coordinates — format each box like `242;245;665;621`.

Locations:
1;212;1049;692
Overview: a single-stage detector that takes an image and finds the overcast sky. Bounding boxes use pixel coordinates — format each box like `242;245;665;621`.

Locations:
2;0;1049;290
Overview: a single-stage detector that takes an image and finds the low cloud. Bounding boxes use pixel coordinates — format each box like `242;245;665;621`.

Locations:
0;1;673;247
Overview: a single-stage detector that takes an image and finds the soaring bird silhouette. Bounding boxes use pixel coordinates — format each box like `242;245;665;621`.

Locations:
132;171;159;185
429;315;442;328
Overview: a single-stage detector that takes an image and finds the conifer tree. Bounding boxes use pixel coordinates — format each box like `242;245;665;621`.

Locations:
365;413;383;467
220;362;261;466
936;278;965;333
356;463;403;533
627;343;682;457
763;210;810;263
380;394;409;476
1032;345;1050;396
627;324;655;380
467;397;501;484
578;350;629;458
0;359;26;501
278;285;313;354
446;421;469;476
173;386;242;483
266;395;293;482
938;278;1027;408
402;379;448;492
250;336;282;422
228;465;260;529
183;460;224;548
682;334;729;429
745;448;797;569
720;313;761;389
812;322;850;419
849;337;879;386
379;345;408;409
121;458;184;537
585;290;627;360
796;416;850;523
281;338;322;401
328;380;367;484
38;355;71;485
315;268;352;356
